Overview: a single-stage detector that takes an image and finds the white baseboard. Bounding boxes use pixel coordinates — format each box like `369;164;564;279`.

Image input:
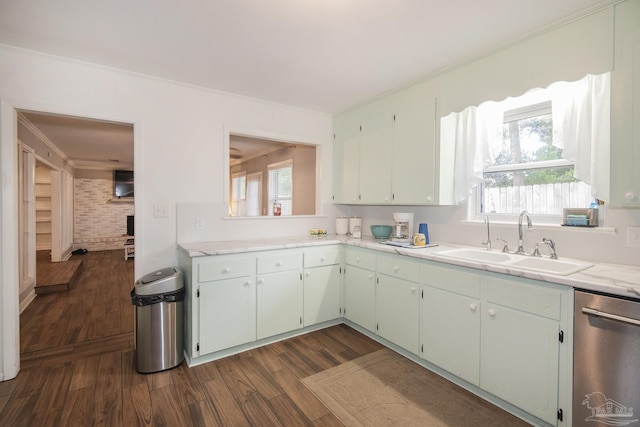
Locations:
19;290;36;314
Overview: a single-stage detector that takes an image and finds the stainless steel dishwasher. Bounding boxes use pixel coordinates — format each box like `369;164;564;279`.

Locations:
573;290;640;427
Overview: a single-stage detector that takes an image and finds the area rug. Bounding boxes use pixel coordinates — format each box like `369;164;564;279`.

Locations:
302;348;528;427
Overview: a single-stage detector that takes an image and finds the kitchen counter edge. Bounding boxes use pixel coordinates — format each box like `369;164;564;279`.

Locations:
177;236;640;300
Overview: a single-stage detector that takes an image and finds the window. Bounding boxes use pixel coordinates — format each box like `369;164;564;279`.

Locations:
479;100;591;219
230;172;246;216
268;160;293;216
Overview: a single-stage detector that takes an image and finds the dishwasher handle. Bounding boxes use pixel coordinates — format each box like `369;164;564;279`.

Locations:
582;307;640;327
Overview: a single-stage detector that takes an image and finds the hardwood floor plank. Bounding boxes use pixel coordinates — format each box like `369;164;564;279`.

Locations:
187;400;222;427
59;385;96;427
169;362;206;407
150;385;188;426
250;344;286;374
33;362;73;414
94;389;123;427
69;354;100;391
122;383;153;427
146;369;174;391
268;394;314;426
234;354;284;400
95;350;122;400
237;391;282;427
271;366;332;422
0;394;37;426
202;378;248;426
216;356;259;399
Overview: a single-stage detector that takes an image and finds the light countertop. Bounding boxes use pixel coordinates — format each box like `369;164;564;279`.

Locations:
178;236;640;300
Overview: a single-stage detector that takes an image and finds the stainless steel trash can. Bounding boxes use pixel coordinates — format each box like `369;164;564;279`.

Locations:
130;267;184;373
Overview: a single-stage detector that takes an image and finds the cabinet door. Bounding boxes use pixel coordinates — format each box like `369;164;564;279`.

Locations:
332;120;360;204
343;266;376;332
480;304;559;425
256;270;303;339
611;0;640;206
303;264;342;326
392;99;436;205
199;277;256;355
420;286;480;386
376;275;420;354
358;113;393;204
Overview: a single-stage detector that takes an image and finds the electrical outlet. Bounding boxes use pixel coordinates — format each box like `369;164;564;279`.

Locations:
195;217;205;230
153;203;170;218
627;226;640;248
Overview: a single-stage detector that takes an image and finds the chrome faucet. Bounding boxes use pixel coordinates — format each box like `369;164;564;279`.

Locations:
516;210;533;255
543;237;558;259
482;216;492;251
532;238;558;259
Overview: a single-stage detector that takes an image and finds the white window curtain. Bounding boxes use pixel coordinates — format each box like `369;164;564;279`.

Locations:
549;73;610;203
442;72;610;204
441;102;503;203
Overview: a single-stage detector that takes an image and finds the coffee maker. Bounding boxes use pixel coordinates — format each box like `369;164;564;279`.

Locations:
392;213;414;243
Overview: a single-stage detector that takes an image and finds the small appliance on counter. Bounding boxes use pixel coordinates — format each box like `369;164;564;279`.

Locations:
392;213;414;243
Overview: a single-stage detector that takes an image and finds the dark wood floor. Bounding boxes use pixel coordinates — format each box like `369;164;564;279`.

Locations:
1;250;529;426
2;250;382;426
35;250;84;294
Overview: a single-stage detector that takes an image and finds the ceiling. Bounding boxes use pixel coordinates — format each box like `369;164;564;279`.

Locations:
0;0;613;115
3;0;613;168
20;111;134;170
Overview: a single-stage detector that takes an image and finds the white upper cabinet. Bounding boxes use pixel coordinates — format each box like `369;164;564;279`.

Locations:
358;112;393;204
391;99;436;205
332;83;444;205
332;118;360;204
611;0;640;206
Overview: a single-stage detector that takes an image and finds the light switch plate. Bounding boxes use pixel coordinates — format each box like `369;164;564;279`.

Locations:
153;203;170;218
195;217;205;230
627;226;640;248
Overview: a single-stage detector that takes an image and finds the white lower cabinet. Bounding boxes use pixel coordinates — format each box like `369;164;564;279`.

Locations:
376;254;420;354
344;266;376;332
420;262;481;385
480;276;563;425
256;270;303;339
343;247;376;332
303;264;342;326
199;276;256;355
376;274;419;354
419;260;568;426
303;246;343;326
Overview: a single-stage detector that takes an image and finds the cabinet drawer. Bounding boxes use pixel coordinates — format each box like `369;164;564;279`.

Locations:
377;254;419;282
304;245;341;268
197;256;255;283
344;247;376;270
257;251;302;274
421;263;481;299
483;276;563;320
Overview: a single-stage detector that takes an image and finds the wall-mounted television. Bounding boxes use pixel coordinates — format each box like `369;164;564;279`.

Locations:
114;170;134;198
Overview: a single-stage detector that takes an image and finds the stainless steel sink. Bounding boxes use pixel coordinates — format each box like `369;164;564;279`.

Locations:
437;248;593;276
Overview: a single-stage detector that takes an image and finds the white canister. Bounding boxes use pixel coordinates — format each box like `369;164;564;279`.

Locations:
348;216;362;235
336;217;349;235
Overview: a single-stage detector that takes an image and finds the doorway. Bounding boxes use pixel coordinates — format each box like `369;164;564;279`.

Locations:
15;110;135;362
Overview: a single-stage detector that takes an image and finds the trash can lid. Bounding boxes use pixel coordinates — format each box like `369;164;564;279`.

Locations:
135;267;183;296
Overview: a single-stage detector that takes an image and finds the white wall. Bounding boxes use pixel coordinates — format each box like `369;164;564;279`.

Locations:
336;203;640;267
0;45;333;380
